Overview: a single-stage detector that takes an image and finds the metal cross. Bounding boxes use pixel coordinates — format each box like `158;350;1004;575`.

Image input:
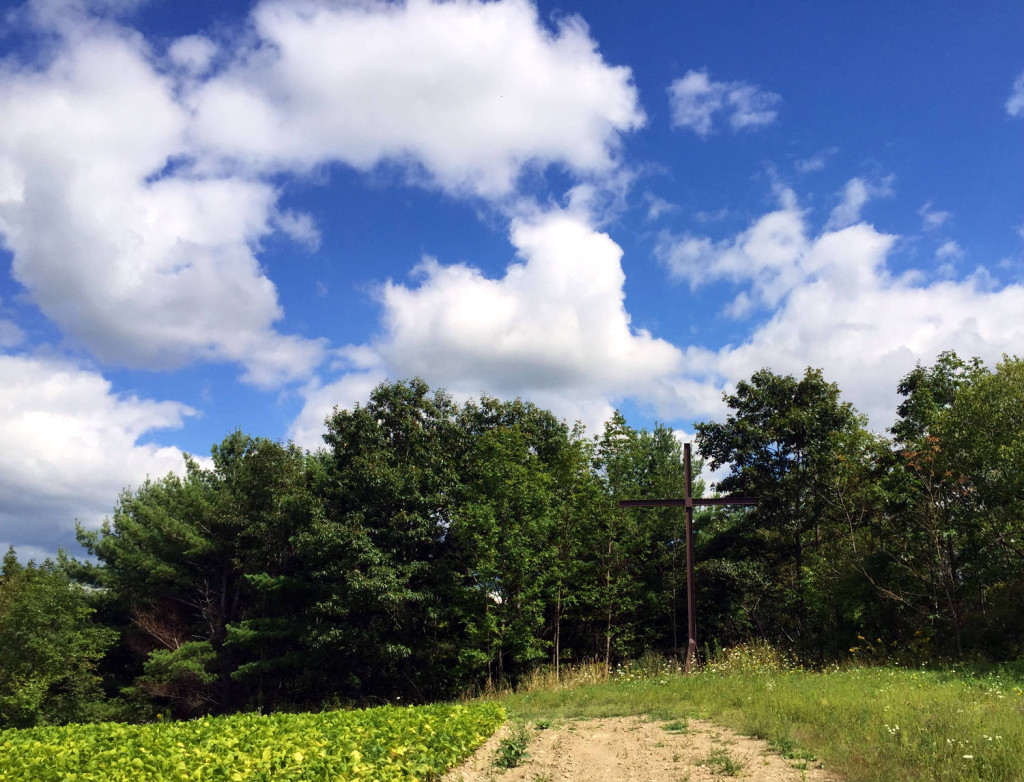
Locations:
618;443;757;673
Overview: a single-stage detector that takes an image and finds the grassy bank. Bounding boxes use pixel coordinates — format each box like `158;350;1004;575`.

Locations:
498;661;1024;782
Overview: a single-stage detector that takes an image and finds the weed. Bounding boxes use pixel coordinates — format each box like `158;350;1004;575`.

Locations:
703;748;744;776
494;723;531;769
662;719;689;734
534;718;551;730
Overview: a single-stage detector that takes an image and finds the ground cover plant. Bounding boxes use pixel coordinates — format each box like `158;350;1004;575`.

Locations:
497;657;1024;782
0;702;504;782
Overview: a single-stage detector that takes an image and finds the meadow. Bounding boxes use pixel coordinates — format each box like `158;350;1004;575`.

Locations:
2;655;1022;782
498;652;1024;782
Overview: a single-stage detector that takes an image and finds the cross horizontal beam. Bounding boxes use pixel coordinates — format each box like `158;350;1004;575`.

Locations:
618;496;758;509
616;443;759;674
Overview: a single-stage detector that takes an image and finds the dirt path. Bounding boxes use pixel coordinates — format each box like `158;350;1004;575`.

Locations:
443;716;841;782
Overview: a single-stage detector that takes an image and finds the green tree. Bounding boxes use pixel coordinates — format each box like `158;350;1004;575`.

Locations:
76;433;319;715
591;414;691;669
695;368;868;655
880;352;990;656
301;379;466;701
936;355;1024;657
0;549;116;728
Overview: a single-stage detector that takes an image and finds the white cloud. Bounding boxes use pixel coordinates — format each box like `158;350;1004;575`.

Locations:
294;210;683;438
167;34;217;76
695;207;728;223
657;190;813;308
0;353;196;557
824;176;894;230
919;201;951;230
0;22;327;388
188;0;645;198
273;209;321;251
377;210;682;394
1;0;644;391
289;370;386;452
1007;71;1024;117
668;69;780;137
656;192;1024;430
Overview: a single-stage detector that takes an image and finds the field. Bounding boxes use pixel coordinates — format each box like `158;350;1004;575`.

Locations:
2;660;1023;782
0;702;504;782
493;656;1024;782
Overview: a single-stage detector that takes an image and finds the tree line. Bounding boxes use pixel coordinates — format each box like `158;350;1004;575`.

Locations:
1;352;1021;727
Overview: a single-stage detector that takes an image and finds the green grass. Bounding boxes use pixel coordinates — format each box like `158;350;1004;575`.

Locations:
496;663;1024;782
662;719;689;734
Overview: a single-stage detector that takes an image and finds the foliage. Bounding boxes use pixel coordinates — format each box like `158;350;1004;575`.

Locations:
0;549;116;728
695;367;872;657
5;353;1020;724
0;701;505;782
493;722;531;768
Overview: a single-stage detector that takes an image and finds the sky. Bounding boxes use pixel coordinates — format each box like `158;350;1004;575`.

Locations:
1;0;1022;561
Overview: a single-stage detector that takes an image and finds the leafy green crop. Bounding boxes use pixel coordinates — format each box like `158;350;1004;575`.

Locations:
0;702;504;781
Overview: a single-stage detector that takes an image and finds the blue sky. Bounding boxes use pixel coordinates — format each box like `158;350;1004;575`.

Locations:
1;0;1022;560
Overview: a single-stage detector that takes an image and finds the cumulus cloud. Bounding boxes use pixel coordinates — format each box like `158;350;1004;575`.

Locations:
187;0;645;198
0;19;327;387
0;353;196;557
1007;72;1024;117
668;69;780;137
377;212;680;391
657;190;812;309
1;0;646;389
656;191;1024;429
288;369;387;452
292;210;683;441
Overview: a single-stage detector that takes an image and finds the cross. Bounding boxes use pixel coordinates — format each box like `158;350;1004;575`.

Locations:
619;443;757;673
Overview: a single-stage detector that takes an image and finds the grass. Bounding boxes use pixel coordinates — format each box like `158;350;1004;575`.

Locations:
662;719;689;734
494;657;1024;782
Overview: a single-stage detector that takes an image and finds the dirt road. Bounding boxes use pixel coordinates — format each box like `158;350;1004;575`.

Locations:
444;716;841;782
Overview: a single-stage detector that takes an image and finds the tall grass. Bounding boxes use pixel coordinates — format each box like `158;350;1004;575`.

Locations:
495;650;1024;782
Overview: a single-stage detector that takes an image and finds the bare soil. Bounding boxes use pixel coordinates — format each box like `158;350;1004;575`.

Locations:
443;716;842;782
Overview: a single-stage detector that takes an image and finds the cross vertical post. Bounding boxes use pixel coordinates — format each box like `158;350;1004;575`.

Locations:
683;442;697;672
619;442;757;673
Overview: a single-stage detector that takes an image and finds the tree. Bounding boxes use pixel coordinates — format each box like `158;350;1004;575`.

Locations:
880;352;990;656
935;355;1024;657
0;549;116;728
301;379;466;701
695;367;867;655
591;413;691;669
76;433;320;715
